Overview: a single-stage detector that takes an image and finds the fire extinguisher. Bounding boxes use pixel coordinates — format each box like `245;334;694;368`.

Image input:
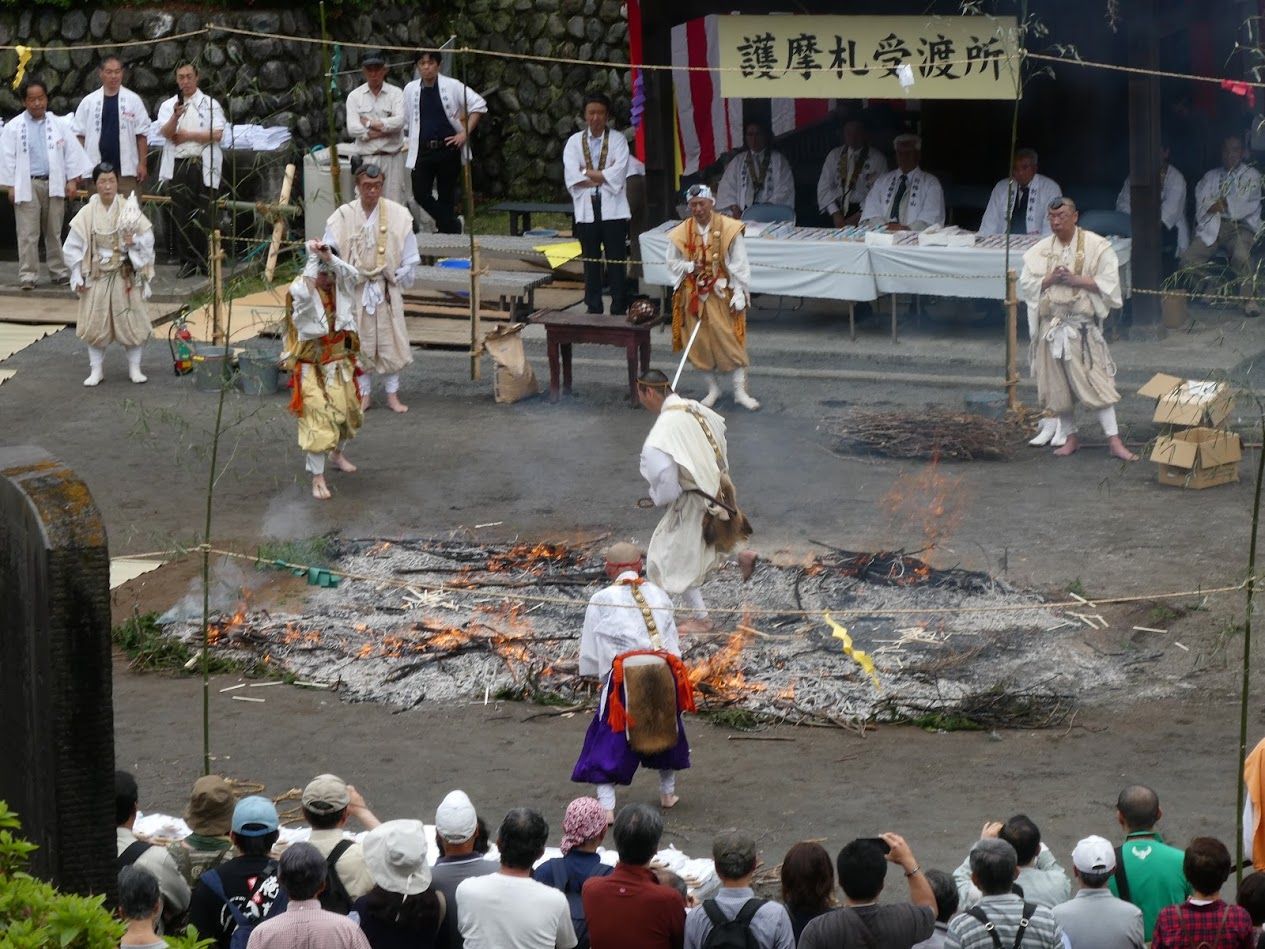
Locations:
169;316;194;375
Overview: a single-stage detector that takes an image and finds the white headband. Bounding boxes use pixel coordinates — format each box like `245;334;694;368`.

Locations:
684;184;714;202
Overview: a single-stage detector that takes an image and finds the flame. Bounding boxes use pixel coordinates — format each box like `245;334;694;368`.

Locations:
879;454;966;553
777;679;797;703
687;619;767;697
207;596;250;646
486;543;571;574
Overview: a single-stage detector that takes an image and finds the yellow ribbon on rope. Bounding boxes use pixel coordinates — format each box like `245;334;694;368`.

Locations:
824;612;881;690
12;45;30;90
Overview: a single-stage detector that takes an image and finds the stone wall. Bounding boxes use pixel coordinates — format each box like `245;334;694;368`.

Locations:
0;2;630;202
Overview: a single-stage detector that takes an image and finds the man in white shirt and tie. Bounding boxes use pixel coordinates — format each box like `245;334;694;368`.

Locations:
346;51;408;209
817;115;887;226
156;63;225;278
1180;134;1262;316
861;133;945;232
0;77;89;290
563;92;631;315
74;55;151;197
979;148;1062;236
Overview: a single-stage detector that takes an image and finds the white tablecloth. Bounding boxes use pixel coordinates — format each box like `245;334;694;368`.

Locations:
869;238;1133;301
639;222;878;302
640;222;1132;304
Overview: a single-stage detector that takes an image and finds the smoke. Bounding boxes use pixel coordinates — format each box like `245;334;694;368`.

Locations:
157;557;259;624
260;491;317;540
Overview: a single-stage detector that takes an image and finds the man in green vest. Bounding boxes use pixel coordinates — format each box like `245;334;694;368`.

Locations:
1109;785;1191;939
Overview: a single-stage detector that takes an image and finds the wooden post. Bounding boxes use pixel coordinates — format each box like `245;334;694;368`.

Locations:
1005;269;1020;410
211;229;225;344
459;52;481;382
264;163;298;282
1126;0;1162;327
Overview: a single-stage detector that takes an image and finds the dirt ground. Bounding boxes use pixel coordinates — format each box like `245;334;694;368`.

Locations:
5;304;1264;875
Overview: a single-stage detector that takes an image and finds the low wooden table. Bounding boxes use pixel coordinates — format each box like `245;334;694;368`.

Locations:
491;200;574;236
530;310;660;406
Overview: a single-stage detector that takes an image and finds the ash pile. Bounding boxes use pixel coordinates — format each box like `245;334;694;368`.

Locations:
166;539;1128;729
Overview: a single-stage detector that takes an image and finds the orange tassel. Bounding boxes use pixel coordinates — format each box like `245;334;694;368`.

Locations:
671;292;685;352
287;367;304;417
734;309;746;348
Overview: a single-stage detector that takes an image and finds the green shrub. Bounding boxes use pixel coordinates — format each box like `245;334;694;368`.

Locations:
0;800;213;949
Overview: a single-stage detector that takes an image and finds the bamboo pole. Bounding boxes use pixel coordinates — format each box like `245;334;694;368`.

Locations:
460;51;481;381
1005;269;1019;410
320;1;342;206
210;229;224;344
1236;413;1265;884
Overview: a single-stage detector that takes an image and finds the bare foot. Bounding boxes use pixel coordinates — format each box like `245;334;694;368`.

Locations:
386;393;409;413
678;618;715;635
1107;435;1139;462
1052;434;1080;457
738;550;757;581
330;451;357;473
312;475;332;500
360;393;372;411
660;794;679;810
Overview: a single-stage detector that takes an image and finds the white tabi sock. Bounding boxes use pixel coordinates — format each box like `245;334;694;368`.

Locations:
84;346;106;386
732;368;760;410
595;783;616;810
306;452;326;475
382;373;401;394
699;373;721;408
357;373;372;398
682;587;708;620
1096;406;1120;438
125;346;147;384
658;770;676;797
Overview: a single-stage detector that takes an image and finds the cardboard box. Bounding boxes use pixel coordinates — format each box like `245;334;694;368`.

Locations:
1150;426;1242;489
1137;373;1234;428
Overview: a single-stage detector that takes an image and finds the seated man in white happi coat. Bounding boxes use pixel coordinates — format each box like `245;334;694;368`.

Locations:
817;115;887;226
716;120;795;219
979;148;1062;236
636;369;741;631
323;162;420;413
1180;134;1263;317
1115;142;1188;261
861;133;945;231
1019;198;1137;462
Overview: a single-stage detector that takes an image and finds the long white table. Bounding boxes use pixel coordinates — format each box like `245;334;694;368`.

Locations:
639;222;1132;306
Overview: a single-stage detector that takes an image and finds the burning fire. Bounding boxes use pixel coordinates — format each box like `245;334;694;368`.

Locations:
486;543;572;574
879;454;966;552
206;596;249;646
688;620;765;698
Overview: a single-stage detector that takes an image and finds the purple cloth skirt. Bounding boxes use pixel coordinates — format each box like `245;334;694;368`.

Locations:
570;677;691;786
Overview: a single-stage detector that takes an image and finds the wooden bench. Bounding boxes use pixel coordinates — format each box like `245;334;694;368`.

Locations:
406;265;552;316
417;233;572;269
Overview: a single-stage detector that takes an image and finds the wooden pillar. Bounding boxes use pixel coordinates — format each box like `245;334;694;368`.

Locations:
642;7;678;225
1126;0;1162;328
0;447;115;898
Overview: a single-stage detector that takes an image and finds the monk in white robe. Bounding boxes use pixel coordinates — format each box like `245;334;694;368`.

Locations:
817;116;887;226
63;162;155;386
664;184;758;410
636;369;734;630
323;162;419;413
283;241;363;500
570;542;690;813
1019;197;1136;461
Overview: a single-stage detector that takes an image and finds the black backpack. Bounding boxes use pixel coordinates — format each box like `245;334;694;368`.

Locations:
702;898;766;949
318;840;355;915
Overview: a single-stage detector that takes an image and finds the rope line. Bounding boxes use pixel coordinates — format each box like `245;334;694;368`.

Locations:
130;544;1248;622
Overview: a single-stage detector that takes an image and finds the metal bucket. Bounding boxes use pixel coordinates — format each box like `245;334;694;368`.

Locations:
192;346;236;392
237;349;281;396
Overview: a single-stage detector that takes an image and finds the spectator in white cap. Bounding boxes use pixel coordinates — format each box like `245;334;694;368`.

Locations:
1052;836;1144;949
353;819;446;949
301;773;382;914
433;790;497;949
